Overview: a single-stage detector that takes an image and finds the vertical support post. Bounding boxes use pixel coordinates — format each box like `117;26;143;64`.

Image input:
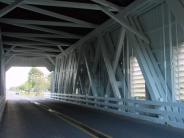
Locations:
0;29;5;96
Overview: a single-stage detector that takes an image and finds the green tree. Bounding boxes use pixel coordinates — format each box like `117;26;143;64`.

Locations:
47;72;53;92
27;67;47;92
16;67;49;93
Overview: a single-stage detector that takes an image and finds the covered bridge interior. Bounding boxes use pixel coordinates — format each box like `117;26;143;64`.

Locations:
0;0;184;137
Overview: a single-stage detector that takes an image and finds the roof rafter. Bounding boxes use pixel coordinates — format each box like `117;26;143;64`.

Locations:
99;5;149;43
0;0;113;11
2;32;78;39
0;18;95;28
0;21;82;39
0;0;97;28
8;51;58;57
90;0;121;11
3;41;55;46
0;0;24;17
3;33;71;46
4;46;59;52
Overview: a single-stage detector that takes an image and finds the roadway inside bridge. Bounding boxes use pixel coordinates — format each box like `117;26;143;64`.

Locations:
0;96;184;138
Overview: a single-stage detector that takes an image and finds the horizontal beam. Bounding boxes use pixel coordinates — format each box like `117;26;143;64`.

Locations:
8;52;57;57
0;0;113;11
3;33;71;46
0;18;95;28
0;21;82;39
0;0;97;27
57;0;152;56
3;35;69;47
4;47;60;52
2;32;77;39
9;54;56;58
0;0;24;17
10;49;58;53
3;41;55;46
91;0;121;11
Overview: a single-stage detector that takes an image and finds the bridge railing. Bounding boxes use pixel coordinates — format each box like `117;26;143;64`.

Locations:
44;92;184;129
0;96;5;121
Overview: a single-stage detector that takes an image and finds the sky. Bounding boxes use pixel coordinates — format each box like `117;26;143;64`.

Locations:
6;67;51;89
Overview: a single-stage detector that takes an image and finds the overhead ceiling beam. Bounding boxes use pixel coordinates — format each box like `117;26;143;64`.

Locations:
0;0;97;28
58;0;153;57
91;0;121;11
3;41;55;46
9;49;58;54
0;18;95;28
3;34;71;46
99;5;149;43
0;0;24;17
8;51;57;57
0;0;111;11
0;21;82;39
2;32;78;39
4;47;60;52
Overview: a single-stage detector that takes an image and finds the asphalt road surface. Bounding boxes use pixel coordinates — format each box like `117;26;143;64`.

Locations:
0;98;184;138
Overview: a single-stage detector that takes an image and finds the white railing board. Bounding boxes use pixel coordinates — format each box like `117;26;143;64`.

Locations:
45;92;184;129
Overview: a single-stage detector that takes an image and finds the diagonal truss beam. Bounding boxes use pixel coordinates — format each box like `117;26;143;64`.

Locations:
0;0;111;11
99;5;149;43
4;55;15;65
83;54;97;96
100;36;122;98
0;0;24;17
58;0;153;57
0;0;97;28
105;28;126;97
46;56;55;66
91;0;120;11
4;45;16;56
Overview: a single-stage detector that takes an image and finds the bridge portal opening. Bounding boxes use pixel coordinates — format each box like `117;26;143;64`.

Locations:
6;67;52;100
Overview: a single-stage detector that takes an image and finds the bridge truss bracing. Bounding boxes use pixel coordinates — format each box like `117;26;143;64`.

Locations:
0;0;184;129
46;0;184;129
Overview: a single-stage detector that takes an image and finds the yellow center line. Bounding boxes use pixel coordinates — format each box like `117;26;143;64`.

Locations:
31;101;112;138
